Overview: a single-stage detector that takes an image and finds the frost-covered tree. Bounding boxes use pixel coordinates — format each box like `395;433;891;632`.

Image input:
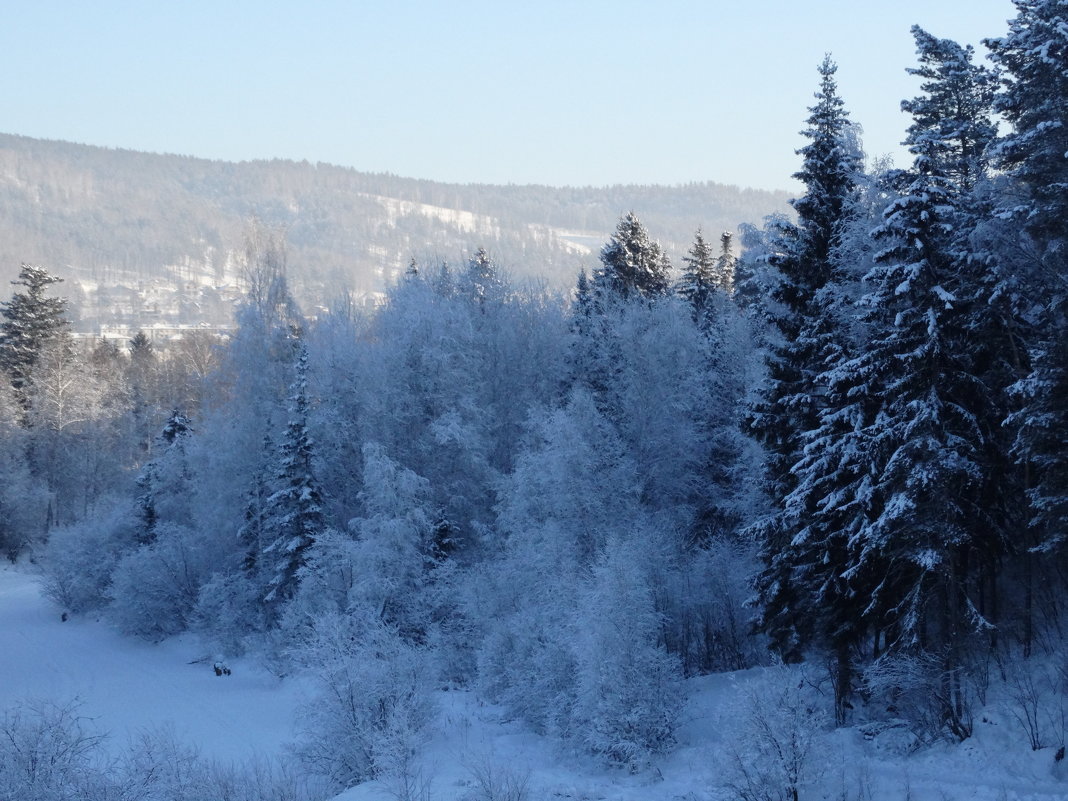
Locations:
903;26;997;195
677;228;736;329
903;26;1020;661
593;212;671;301
677;228;717;321
750;55;861;503
572;535;683;769
134;409;194;545
344;443;436;638
479;389;639;734
292;613;434;789
190;224;304;559
775;30;1004;722
237;432;274;575
462;246;504;309
0;264;68;411
0;384;48;557
715;230;736;294
261;345;326;614
789;55;863;301
356;263;564;547
751;55;862;669
987;0;1068;557
778;149;990;735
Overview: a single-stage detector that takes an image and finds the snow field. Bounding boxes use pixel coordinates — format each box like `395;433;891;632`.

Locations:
2;563;1067;800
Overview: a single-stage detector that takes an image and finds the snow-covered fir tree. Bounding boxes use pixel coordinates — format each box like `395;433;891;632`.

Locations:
261;344;327;614
677;228;717;322
987;0;1068;557
593;212;671;301
750;54;861;503
0;264;69;413
903;26;997;195
751;55;863;673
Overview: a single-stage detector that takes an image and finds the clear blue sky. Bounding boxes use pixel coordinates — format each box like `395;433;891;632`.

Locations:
1;0;1017;192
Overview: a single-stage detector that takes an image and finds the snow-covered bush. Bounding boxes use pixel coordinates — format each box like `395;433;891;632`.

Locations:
293;612;435;789
0;699;108;801
120;725;330;801
572;535;684;769
721;666;830;801
863;650;976;746
462;751;531;801
1002;655;1068;752
0;699;327;801
37;499;138;613
109;521;206;639
119;725;213;800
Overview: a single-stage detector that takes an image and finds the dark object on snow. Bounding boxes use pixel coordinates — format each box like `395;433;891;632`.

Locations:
1056;745;1065;762
212;661;232;677
60;612;68;622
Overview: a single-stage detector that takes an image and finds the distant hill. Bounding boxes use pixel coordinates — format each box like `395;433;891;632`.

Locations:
0;133;792;332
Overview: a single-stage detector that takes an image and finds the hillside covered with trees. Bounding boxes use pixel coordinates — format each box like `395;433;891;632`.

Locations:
0;132;791;317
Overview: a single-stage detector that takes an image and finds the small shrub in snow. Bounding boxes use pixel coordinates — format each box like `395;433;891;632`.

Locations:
0;699;328;801
119;725;212;800
662;536;765;675
863;650;976;745
293;612;435;789
0;699;108;801
476;596;578;737
462;751;531;801
721;667;829;801
1002;655;1068;752
119;726;329;801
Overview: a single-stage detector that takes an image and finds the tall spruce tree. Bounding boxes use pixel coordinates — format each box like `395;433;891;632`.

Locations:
902;25;1015;656
715;231;736;294
770;32;1004;725
261;344;326;613
987;1;1068;559
864;157;985;739
903;26;997;195
752;55;861;671
752;55;861;501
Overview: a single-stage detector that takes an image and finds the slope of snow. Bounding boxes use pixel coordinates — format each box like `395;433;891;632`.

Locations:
1;563;1066;800
363;192;596;256
0;563;305;763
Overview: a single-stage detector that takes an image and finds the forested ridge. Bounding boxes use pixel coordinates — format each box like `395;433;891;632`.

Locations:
0;131;790;309
2;3;1068;799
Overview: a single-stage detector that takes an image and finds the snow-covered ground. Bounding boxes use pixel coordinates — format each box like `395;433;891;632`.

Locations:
1;562;1066;800
0;563;304;764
